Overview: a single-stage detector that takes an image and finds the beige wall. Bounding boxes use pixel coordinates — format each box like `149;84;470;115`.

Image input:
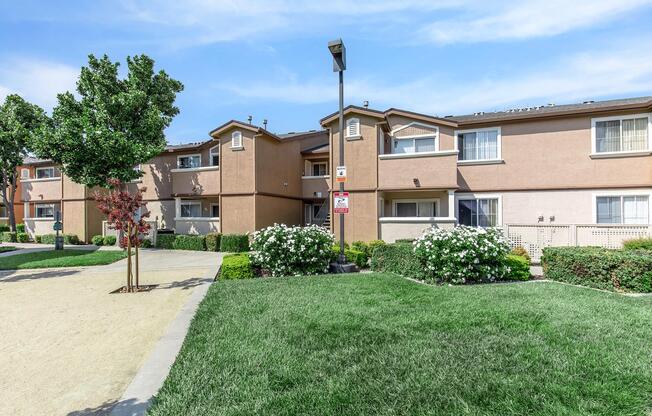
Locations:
379;219;455;243
255;135;302;197
62;200;86;240
175;219;220;235
172;168;220;196
146;200;175;229
385;115;456;152
221;195;255;234
302;177;330;199
62;175;86;200
21;178;62;202
255;195;302;229
219;127;256;194
85;200;105;241
331;191;378;242
378;154;458;190
140;153;176;201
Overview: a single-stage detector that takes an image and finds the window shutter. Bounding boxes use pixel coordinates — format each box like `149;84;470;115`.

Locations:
346;118;359;137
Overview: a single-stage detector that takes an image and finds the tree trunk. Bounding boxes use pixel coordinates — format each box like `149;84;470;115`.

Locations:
126;222;132;292
7;172;17;232
135;241;139;289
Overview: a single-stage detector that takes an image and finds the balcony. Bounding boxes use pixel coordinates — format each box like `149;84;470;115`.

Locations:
171;166;220;196
174;218;220;235
21;177;62;201
301;175;330;199
378;151;458;190
379;217;456;243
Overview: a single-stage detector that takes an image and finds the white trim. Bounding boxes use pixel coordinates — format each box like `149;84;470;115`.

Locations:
592;190;652;224
301;175;330;179
20;177;61;183
209;203;220;218
379;150;458;160
345;118;360;138
457;159;504;166
178;200;202;218
311;161;328;177
454;193;503;226
174;217;220;222
388;122;440;156
379;217;456;223
454;126;502;162
209;145;220;166
176;153;202;169
20;168;30;179
170;166;219;173
35;166;56;179
390;121;440;137
591;113;652;155
392;198;440;217
34;203;55;219
231;131;243;148
26;218;57;222
589;150;652;159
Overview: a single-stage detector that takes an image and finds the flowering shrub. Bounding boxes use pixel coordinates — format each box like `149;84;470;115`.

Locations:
413;226;510;284
251;224;334;276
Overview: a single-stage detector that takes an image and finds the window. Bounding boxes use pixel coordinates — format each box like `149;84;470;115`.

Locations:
179;201;202;218
35;167;56;179
596;195;648;224
458;198;499;227
346;118;360;138
232;131;243;148
210;204;220;218
210;146;219;167
593;115;649;153
457;128;500;161
0;205;6;218
20;169;29;179
177;155;201;169
312;162;327;176
394;200;438;217
393;136;436;154
35;204;55;219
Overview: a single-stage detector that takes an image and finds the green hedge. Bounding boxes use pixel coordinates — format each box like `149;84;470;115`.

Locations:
0;224;9;232
140;239;152;248
16;223;25;233
623;237;652;251
505;254;530;281
104;235;117;246
542;247;652;292
220;234;249;253
206;233;222;252
173;234;207;251
1;232;17;243
40;234;56;244
220;253;254;279
331;245;368;268
64;234;80;245
16;232;29;243
156;234;176;249
371;243;424;279
92;235;105;246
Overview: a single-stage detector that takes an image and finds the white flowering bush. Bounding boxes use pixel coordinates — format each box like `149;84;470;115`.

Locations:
413;226;510;284
251;224;335;277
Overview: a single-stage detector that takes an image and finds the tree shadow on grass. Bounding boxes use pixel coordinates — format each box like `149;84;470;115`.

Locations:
66;397;148;416
0;269;80;283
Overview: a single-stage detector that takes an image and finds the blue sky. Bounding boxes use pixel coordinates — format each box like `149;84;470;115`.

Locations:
2;0;652;144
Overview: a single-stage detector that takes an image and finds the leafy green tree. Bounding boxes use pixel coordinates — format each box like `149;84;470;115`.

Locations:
32;54;184;187
0;95;50;231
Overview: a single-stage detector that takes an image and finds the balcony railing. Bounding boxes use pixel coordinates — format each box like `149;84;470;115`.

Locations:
171;166;220;195
174;217;220;235
378;217;456;243
378;151;457;190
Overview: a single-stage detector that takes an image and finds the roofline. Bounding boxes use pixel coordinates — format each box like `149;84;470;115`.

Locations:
384;108;458;127
209;120;260;137
163;139;214;153
301;142;329;154
319;105;385;125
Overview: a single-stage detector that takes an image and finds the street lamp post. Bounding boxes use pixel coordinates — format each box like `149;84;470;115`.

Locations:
328;38;346;265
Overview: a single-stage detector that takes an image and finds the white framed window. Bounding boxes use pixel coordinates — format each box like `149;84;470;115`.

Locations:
388;123;439;156
457;195;501;227
0;205;6;218
179;201;202;218
232;131;243;148
35;203;55;219
210;203;220;218
20;168;30;179
595;194;649;224
456;127;501;162
592;114;651;154
35;167;56;179
393;199;439;218
346;118;360;138
312;162;327;176
177;154;201;169
210;145;220;166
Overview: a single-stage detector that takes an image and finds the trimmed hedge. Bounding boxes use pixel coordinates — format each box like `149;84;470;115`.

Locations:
16;223;25;233
104;235;117;246
623;237;652;251
92;235;105;246
40;234;56;244
64;234;80;245
140;239;152;248
173;234;207;251
0;224;9;232
510;246;531;263
16;232;29;243
505;254;530;281
34;235;42;243
330;245;369;268
206;233;222;252
220;253;254;279
371;243;424;279
220;234;249;253
542;246;652;292
156;234;176;249
1;232;17;243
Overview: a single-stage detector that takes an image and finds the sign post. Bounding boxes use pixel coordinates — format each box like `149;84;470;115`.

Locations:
53;211;63;250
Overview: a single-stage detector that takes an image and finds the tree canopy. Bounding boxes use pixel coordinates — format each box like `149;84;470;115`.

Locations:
32;54;184;187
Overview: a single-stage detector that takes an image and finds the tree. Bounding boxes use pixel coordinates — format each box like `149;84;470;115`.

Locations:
94;179;151;292
0;95;50;232
32;54;184;187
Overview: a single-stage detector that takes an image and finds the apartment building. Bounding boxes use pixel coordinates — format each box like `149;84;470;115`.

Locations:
320;97;652;243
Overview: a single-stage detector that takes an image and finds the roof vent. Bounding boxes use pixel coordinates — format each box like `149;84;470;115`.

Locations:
547;103;555;106
247;115;253;124
263;119;268;130
583;100;594;104
363;100;369;108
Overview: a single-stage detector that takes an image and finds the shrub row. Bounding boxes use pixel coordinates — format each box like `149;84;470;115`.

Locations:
220;253;254;279
542;246;652;293
173;234;207;251
154;232;238;252
220;234;249;253
0;224;9;232
38;234;80;245
371;243;425;280
0;232;17;243
91;235;118;246
623;237;652;251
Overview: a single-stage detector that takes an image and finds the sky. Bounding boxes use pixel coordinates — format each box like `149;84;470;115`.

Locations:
2;0;652;144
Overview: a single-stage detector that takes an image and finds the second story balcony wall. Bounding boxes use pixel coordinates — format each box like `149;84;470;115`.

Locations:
302;175;330;198
378;152;458;190
21;177;62;201
171;166;220;196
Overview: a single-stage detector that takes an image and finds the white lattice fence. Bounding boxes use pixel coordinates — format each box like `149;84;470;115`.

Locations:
504;224;652;262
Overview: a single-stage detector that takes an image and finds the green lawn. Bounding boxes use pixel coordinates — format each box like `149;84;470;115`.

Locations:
0;246;19;253
0;249;126;270
148;273;652;416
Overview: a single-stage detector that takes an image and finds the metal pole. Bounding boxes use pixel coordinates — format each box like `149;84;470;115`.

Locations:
338;69;345;264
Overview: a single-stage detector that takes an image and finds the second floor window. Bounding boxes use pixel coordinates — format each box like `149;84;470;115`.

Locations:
457;129;499;161
210;146;219;166
594;116;649;153
393;136;436;154
232;131;243;148
35;204;55;218
312;162;327;176
180;201;202;218
0;205;6;218
178;155;201;169
596;195;648;224
36;167;56;179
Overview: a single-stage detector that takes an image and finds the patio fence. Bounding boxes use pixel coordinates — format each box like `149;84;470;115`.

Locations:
503;224;652;263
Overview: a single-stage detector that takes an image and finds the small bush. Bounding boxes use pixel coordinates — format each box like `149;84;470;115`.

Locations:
140;239;152;248
331;245;369;268
206;233;222;252
510;246;531;262
40;234;56;244
395;238;415;244
34;235;42;243
368;240;386;256
221;234;250;253
173;234;207;251
0;224;9;232
371;243;424;279
91;235;105;246
414;226;510;284
16;224;25;233
16;232;29;243
505;254;530;281
623;237;652;251
1;232;17;243
104;235;117;246
351;240;369;255
542;246;652;292
252;224;333;276
63;234;80;245
220;253;254;280
156;234;176;249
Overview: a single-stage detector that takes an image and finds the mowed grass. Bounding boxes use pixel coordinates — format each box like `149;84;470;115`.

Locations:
0;249;126;270
0;246;19;253
149;273;652;416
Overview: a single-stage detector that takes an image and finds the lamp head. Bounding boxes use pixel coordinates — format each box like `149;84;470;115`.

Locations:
328;38;346;72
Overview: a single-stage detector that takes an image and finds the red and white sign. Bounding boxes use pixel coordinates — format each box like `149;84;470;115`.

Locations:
333;192;349;214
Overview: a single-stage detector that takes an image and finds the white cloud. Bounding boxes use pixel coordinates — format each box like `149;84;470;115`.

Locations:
0;58;78;110
213;40;652;116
